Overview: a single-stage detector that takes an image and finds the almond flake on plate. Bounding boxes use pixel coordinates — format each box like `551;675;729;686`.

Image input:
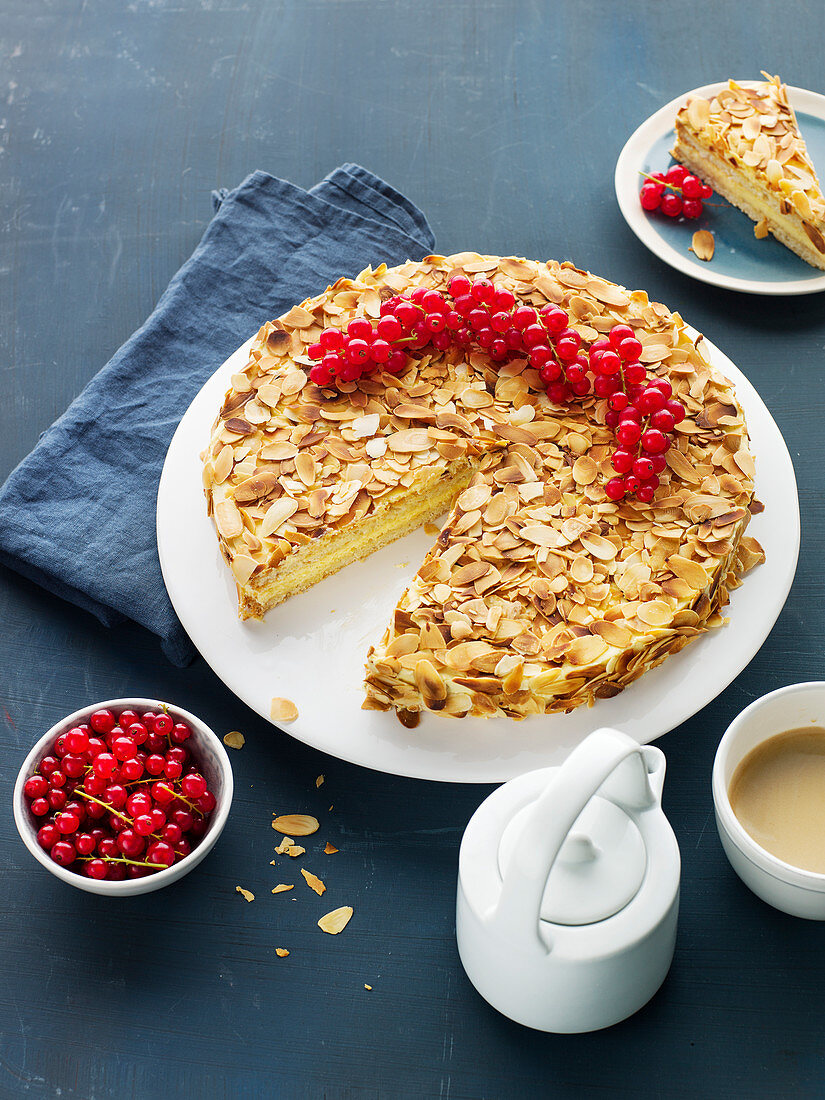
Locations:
235;886;255;902
270;697;299;724
689;230;715;261
318;905;354;935
301;869;326;896
272;814;320;836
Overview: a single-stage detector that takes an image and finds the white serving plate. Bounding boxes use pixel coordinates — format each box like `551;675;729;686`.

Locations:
157;333;799;783
615;82;825;295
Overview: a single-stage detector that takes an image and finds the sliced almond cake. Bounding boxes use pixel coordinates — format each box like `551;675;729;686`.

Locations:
203;253;764;721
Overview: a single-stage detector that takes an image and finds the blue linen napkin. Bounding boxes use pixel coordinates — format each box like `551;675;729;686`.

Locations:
0;165;436;665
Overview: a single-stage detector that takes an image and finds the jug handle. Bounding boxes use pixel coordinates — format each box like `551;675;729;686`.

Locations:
491;728;664;950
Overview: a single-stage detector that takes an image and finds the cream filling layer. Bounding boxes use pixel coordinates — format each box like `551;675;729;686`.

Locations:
240;462;476;618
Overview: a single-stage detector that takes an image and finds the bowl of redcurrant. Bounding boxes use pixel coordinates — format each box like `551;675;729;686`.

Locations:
13;698;234;895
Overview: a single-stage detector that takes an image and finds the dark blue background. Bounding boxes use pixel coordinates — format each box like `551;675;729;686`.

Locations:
2;2;824;1097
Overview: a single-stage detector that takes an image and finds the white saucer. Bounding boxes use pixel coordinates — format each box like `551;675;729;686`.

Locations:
615;81;825;295
157;333;799;782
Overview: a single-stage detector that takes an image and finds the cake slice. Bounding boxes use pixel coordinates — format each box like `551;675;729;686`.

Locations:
672;74;825;269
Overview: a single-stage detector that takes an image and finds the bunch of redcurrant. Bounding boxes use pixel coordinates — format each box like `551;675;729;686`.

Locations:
306;274;685;501
23;706;216;880
639;163;713;219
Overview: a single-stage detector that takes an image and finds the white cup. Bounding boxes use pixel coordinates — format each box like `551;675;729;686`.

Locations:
713;682;825;919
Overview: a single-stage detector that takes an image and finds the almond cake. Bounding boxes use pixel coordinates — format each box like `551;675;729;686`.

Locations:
672;74;825;269
202;253;764;720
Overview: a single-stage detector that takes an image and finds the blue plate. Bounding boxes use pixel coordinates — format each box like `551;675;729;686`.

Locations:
615;82;825;295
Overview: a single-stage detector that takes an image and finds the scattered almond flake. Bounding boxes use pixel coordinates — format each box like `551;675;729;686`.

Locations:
754;217;769;240
689;230;715;261
272;814;320;836
324;842;339;855
274;836;294;854
301;869;327;896
223;730;245;750
275;948;290;958
318;905;354;935
287;845;306;858
270;697;299;724
364;984;372;991
315;774;325;788
235;886;255;902
272;884;293;894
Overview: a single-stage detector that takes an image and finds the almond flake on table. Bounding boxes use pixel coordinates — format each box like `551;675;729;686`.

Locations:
286;845;305;858
364;984;372;991
235;886;255;902
301;869;326;896
223;730;245;750
275;948;290;958
315;774;325;788
324;842;339;855
272;814;320;836
272;884;293;894
318;906;354;935
274;835;294;854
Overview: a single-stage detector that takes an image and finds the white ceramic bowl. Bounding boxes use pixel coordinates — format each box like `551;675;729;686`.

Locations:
13;697;234;896
713;682;825;919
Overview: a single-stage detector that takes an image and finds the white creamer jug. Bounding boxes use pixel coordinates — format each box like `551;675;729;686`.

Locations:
456;727;680;1033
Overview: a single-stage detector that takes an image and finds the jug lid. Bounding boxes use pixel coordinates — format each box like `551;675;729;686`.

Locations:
497;793;647;925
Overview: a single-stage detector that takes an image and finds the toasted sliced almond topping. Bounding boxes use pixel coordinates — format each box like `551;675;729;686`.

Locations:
668;554;708;590
318;905;354;935
260;498;298;538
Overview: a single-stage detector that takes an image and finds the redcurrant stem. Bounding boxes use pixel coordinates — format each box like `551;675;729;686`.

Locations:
83;856;165;869
73;788;132;824
170;790;203;815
